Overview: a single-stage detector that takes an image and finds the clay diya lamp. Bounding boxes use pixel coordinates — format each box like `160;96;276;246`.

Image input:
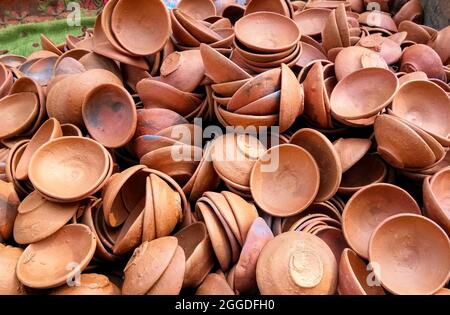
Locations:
234;217;274;294
290;128;342;202
0;63;13;99
322;4;350;52
109;0;170;56
46;69;123;127
251;144;320;217
221;4;245;25
294;8;331;37
0;54;27;68
211;133;266;193
235;12;301;53
82;83;137;148
21;56;57;86
28;137;111;202
0;92;39;140
13;190;80;244
342;183;421;259
305;1;351;10
339;154;388;195
282;203;343;233
81;198;121;262
78;53;122;79
423;167;450;235
428;25;450;64
0;180;20;242
5;140;32;197
398;20;430;44
311;226;347;262
136;78;203;117
400;44;446;81
173;9;223;44
16;224;96;289
374;114;439;169
244;0;291;17
338;248;385;295
200;44;251;84
357;33;402;65
333;137;372;173
177;0;216;20
369;214;450;295
159;50;205;93
211;78;251;97
196;273;235;295
330;68;398;120
54;57;86;76
296;41;328;69
122;237;185;295
174;222;215;288
51;273;121;295
61;123;83;137
391;80;450;147
15;118;62;181
335;46;387;81
359;10;397;32
134;108;189;139
256;231;337;294
40;34;63;56
0;245;25;294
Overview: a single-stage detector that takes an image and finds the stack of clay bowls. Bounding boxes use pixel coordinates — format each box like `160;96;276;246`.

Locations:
423;167;450;235
233;12;302;72
171;6;235;52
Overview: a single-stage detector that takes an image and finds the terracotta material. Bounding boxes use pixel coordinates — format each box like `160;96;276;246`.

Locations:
110;0;170;56
342;183;421;259
423;168;450;235
0;245;24;295
400;44;446;81
51;273;121;295
28;137;110;201
359;11;397;32
398;20;430;44
333;138;371;173
330;68;398;120
338;248;385;295
358;33;402;65
196;273;235;295
428;25;450;64
82;83;137;148
235;12;301;53
61;124;83;137
256;231;337;295
335;46;387;81
369;214;450;295
0;180;20;241
294;8;330;37
251;144;320;217
174;222;215;288
244;0;290;17
16;224;96;289
177;0;216;20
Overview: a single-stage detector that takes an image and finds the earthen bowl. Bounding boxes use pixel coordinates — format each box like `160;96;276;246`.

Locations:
177;0;216;20
400;44;446;81
16;224;96;289
256;231;338;295
51;273;121;295
423;167;450;235
333;138;372;173
0;245;25;295
196;273;235;295
342;183;421;259
369;214;450;295
250;144;320;217
0;180;20;242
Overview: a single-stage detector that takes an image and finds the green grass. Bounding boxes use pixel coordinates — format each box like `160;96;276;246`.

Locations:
0;17;96;56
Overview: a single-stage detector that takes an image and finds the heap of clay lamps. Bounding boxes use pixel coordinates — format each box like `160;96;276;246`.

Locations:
0;0;449;296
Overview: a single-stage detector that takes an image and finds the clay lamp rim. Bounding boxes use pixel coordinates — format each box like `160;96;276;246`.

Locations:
233;37;297;64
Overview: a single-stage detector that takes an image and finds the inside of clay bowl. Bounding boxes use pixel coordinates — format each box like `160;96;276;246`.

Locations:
391;80;450;139
110;0;170;56
28;137;109;201
369;214;450;295
250;144;320;217
342;183;421;259
82;83;137;148
330;68;398;120
235;12;301;53
430;167;450;213
16;224;96;289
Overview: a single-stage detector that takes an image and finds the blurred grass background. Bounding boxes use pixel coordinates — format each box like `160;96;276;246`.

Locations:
0;16;96;56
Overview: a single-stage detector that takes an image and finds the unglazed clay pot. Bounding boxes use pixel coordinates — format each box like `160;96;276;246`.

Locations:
333;137;372;173
334;46;387;81
51;273;121;295
330;68;398;120
400;44;446;81
391;80;450;147
82;83;137;148
0;245;25;295
322;4;350;52
177;0;216;20
256;231;338;295
0;180;20;242
369;214;450;295
342;183;421;259
428;25;450;65
0;92;38;140
28;137;111;202
16;224;96;289
338;248;385;295
250;144;320;217
293;8;331;37
357;33;402;65
13;190;80;244
235;12;301;53
174;222;215;288
359;10;397;32
110;0;170;56
423;167;450;235
122;237;186;295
